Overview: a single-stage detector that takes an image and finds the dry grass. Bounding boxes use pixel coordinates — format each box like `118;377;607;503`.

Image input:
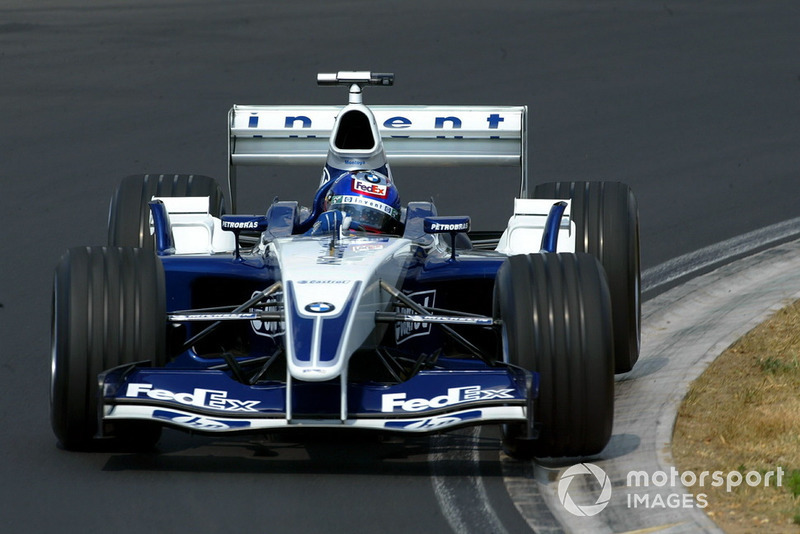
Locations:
673;299;800;533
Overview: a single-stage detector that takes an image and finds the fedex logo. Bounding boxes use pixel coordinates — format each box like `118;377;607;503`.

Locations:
381;385;515;413
125;383;260;412
352;178;387;197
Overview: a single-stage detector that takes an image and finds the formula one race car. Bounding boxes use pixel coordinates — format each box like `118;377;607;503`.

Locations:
51;71;640;459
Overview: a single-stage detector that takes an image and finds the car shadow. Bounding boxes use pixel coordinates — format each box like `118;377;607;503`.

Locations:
101;426;511;477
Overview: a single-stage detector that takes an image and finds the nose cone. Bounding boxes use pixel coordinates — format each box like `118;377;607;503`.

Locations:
273;236;410;383
284;278;361;382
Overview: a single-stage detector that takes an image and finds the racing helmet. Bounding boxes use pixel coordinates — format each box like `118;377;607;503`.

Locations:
324;170;401;234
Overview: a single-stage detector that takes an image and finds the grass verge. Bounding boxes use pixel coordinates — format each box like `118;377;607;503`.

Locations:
673;299;800;532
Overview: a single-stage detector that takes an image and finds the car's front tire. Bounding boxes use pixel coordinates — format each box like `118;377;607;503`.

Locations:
51;246;166;450
494;253;614;459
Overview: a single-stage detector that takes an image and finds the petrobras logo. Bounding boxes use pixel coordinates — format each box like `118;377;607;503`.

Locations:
125;383;260;412
430;221;469;232
423;217;471;235
381;385;515;413
395;289;435;344
352;177;388;198
221;220;259;230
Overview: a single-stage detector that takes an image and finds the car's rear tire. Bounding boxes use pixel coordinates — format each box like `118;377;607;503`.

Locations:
495;253;614;459
51;246;166;450
533;181;641;373
108;173;226;249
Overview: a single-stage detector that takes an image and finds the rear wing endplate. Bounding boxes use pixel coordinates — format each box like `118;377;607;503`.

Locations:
228;105;528;209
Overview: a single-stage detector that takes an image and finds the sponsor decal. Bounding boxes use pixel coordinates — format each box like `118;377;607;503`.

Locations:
344;159;366;166
429;221;469;232
267;113;511;133
384;410;482;430
395;290;436;344
284;115;312;129
350;243;387;253
381;385;514;413
153;410;251;431
352;177;388;198
328;195;399;219
296;280;350;285
304;302;335;313
239;111;520;141
250;290;284;339
221;220;260;230
125;383;260;412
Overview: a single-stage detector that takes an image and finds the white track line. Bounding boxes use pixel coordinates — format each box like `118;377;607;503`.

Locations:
642;216;800;294
430;428;511;534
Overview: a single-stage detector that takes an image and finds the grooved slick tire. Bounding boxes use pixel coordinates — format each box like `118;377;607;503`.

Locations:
108;173;226;249
533;181;641;374
495;253;614;459
50;246;166;450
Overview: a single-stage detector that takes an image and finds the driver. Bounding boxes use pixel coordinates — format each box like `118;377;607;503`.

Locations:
320;170;401;234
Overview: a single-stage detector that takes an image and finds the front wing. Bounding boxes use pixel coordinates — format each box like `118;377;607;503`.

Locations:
100;365;535;434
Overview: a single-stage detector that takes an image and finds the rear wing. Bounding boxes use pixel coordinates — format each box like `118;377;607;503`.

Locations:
228;105;528;210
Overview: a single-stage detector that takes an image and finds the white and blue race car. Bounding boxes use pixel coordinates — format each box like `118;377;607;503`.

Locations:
51;71;640;459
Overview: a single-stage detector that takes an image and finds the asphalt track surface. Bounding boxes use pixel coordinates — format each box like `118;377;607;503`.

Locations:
1;1;799;532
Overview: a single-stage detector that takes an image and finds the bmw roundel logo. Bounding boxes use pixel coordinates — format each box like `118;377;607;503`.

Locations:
364;173;380;183
305;302;335;313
